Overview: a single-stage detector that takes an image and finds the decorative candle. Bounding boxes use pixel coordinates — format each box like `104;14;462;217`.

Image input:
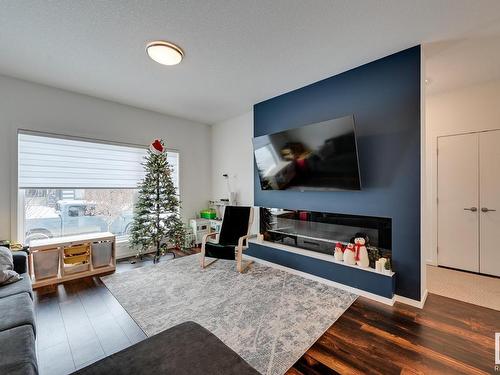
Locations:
376;258;387;273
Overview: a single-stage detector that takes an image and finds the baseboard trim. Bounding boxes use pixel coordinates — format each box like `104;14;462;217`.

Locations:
394;289;428;309
116;249;156;260
116;251;137;260
421;288;429;306
244;254;396;306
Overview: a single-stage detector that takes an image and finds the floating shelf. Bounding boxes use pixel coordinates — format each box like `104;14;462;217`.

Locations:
248;239;394;277
247;239;395;299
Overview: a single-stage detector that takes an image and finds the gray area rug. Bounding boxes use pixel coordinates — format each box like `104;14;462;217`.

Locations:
101;255;357;375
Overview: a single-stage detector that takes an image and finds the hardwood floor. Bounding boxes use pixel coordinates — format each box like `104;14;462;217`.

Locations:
34;250;190;375
35;263;148;374
290;295;499;375
34;253;499;375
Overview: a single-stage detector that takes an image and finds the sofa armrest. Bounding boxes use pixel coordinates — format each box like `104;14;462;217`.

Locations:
12;252;28;274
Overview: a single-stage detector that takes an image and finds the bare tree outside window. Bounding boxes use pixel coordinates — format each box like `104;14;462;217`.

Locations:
84;189;136;232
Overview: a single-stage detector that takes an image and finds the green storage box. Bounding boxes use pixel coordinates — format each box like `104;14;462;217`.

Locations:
200;209;217;219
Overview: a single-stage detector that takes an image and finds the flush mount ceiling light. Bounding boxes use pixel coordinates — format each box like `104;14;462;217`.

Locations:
146;40;184;66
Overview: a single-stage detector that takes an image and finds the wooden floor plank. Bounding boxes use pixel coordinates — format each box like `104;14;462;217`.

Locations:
343;308;492;370
34;254;187;375
292;353;341;375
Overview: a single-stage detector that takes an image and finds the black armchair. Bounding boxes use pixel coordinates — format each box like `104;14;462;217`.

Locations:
200;206;254;273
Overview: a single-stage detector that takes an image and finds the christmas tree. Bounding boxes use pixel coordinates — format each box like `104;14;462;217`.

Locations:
129;139;186;263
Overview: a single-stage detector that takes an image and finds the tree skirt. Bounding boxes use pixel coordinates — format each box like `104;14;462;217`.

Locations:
101;255;357;375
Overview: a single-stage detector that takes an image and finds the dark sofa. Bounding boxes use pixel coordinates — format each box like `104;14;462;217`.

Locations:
0;251;38;375
73;321;259;375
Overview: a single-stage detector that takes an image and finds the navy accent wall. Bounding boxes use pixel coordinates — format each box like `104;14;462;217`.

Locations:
252;46;421;300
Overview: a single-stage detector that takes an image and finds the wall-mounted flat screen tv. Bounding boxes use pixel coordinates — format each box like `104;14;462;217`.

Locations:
253;115;361;191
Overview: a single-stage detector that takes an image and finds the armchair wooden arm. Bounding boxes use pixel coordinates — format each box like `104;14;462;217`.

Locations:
237;234;253;249
202;232;219;245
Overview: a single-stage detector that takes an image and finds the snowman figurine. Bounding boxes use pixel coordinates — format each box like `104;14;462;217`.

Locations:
354;235;370;268
334;242;344;261
343;242;356;265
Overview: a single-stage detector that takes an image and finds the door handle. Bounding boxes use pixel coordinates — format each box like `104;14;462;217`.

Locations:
464;207;478;212
481;207;496;212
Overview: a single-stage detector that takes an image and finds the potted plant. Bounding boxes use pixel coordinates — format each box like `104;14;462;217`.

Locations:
384;259;392;275
367;246;381;269
259;208;273;241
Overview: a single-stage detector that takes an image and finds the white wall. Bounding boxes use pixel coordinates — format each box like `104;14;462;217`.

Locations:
425;79;500;264
210;111;257;232
0;75;212;247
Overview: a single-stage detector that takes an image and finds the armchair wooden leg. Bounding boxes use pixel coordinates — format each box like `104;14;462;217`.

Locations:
200;233;222;269
200;244;206;268
203;258;219;268
236;246;253;273
200;244;219;269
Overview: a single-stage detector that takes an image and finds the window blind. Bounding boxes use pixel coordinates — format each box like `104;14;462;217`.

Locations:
18;133;179;189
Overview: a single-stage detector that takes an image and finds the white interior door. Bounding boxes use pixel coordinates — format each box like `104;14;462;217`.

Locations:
479;130;500;277
438;133;479;272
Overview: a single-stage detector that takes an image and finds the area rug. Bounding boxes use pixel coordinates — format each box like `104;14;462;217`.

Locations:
101;255;357;374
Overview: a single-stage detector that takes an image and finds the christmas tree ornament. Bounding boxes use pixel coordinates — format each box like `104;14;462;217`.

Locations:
130;138;186;263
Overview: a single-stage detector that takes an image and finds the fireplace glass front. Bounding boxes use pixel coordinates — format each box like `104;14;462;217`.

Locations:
260;208;392;257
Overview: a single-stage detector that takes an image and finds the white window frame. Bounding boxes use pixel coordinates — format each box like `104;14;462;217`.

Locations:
16;130;181;257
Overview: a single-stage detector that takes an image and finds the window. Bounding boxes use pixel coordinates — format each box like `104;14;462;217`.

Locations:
18;132;179;244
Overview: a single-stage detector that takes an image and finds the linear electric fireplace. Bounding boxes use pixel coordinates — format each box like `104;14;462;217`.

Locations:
260;208;392;258
248;207;395;299
247;207;395;299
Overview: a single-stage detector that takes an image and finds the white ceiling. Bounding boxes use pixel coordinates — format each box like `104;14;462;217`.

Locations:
425;20;500;95
1;1;500;124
